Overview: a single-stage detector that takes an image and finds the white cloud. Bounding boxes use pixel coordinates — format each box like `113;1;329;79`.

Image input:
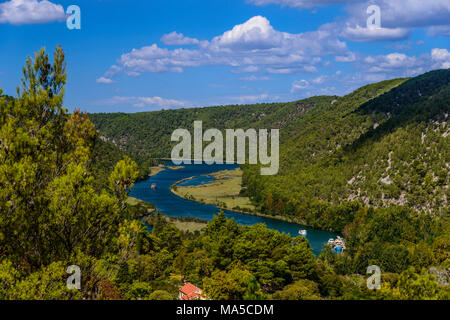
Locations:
311;75;327;84
361;48;450;77
239;75;271;81
363;52;424;76
103;96;190;109
232;65;260;73
353;0;450;30
161;31;201;45
291;79;310;92
249;1;450;42
119;44;199;73
384;41;424;51
289;48;450;99
431;48;450;61
101;16;354;80
341;0;450;42
340;25;410;42
210;16;283;50
431;48;450;69
0;0;65;25
231;93;270;104
249;0;450;31
96;77;115;84
266;65;318;74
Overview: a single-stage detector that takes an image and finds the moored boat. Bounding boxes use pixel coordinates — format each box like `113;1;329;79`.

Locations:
327;236;346;252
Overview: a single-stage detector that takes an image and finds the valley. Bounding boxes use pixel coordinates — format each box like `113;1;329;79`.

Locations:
1;49;449;300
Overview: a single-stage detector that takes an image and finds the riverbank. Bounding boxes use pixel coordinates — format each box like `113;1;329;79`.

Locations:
148;165;186;178
129;196;207;232
170;168;313;228
148;166;165;177
129;162;339;255
171;168;254;210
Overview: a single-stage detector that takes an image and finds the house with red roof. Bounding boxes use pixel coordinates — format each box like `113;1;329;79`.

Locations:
178;283;205;300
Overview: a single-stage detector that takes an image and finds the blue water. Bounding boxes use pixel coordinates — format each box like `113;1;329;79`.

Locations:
129;163;337;255
178;175;216;186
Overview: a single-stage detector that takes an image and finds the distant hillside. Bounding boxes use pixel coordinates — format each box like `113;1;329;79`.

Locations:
88;97;332;159
89;69;449;228
244;69;449;228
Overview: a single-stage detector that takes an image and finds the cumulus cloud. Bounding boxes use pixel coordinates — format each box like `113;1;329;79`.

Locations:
340;0;450;41
289;48;450;100
255;1;450;42
249;0;450;31
249;1;450;42
431;48;450;69
0;0;65;25
103;96;190;109
96;77;115;84
361;48;450;77
348;0;450;30
161;31;201;45
340;25;410;42
364;53;419;73
210;16;283;50
100;16;354;80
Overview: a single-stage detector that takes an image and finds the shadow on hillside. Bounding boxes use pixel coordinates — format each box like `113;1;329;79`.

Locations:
344;69;450;153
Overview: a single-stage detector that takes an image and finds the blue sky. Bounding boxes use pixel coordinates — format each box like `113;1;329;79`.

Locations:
0;0;449;113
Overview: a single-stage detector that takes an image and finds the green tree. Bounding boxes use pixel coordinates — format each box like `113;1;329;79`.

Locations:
11;262;82;300
149;290;174;300
203;267;254;300
0;47;140;299
273;279;321;300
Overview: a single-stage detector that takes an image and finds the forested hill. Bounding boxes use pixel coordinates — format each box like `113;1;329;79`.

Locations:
89;95;334;159
244;69;449;229
89;69;449;227
2;47;448;301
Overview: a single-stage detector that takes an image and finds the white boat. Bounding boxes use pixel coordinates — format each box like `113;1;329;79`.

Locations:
298;230;307;236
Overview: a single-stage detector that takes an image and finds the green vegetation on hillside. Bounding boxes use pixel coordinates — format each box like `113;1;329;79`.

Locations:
243;70;449;228
0;47;448;300
88;96;333;159
86;68;450;300
90;70;449;222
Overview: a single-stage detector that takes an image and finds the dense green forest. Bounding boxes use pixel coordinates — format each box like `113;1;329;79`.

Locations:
243;70;449;226
0;47;448;300
90;70;449;220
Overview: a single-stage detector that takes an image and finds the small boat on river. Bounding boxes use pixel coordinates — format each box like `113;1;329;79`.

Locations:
298;229;307;236
151;183;157;190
